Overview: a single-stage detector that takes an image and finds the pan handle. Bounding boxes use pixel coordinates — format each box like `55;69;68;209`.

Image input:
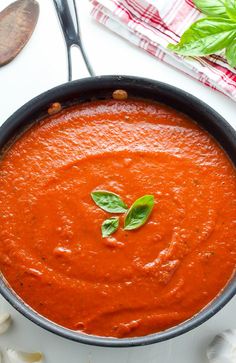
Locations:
53;0;95;81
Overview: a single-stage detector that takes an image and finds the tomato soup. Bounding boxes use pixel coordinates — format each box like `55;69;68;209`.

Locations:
0;99;236;338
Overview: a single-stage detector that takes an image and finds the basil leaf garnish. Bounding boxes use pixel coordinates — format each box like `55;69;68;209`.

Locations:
226;40;236;67
225;0;236;21
194;0;228;17
91;190;128;213
124;195;154;231
102;217;119;237
168;18;236;57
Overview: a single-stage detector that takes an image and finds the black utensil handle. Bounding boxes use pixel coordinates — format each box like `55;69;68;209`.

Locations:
53;0;94;80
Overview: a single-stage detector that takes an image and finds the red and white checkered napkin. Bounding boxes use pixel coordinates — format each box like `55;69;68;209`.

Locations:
90;0;236;101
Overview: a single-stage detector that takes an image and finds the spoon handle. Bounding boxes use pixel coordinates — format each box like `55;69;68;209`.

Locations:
53;0;94;80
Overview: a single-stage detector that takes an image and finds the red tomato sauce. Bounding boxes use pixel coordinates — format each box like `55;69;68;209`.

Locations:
0;99;236;338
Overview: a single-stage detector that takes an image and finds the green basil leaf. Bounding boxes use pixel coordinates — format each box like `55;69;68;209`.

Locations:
226;40;236;67
102;217;119;237
124;195;154;231
168;18;236;56
193;0;228;16
91;190;128;213
180;17;236;46
225;0;236;21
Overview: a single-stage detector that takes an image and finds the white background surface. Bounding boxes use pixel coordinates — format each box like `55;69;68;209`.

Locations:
0;1;235;362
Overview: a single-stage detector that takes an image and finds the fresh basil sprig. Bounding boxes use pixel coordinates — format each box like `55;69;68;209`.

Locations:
101;217;119;237
226;0;236;20
194;0;228;16
91;190;155;237
124;195;154;231
168;18;236;56
226;41;236;66
91;190;128;213
168;0;236;68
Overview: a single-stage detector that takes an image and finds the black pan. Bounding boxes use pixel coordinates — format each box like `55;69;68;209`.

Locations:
0;0;235;348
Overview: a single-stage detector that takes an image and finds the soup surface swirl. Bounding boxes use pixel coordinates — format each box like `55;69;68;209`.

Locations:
0;99;235;338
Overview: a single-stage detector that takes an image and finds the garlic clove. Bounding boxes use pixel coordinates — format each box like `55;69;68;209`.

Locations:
0;312;11;334
6;349;43;363
207;329;236;363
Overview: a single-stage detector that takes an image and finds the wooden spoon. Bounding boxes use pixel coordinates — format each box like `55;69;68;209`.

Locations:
0;0;39;66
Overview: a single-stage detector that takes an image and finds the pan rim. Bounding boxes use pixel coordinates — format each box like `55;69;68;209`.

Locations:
0;75;236;347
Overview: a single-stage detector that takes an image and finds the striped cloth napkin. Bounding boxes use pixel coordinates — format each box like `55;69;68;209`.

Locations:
90;0;236;101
